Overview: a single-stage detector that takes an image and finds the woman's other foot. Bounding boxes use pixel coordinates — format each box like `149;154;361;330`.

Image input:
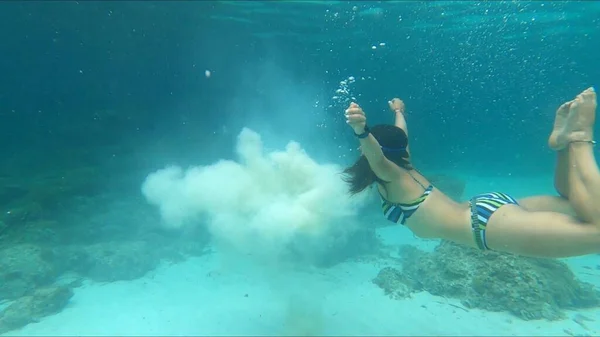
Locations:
550;87;597;150
549;100;573;150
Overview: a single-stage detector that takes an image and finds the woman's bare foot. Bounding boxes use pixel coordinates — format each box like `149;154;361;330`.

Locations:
549;100;573;150
552;87;597;150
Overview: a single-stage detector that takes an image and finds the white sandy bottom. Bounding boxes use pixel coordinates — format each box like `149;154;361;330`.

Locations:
5;247;599;337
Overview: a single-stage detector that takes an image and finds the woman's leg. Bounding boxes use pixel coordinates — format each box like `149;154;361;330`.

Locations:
549;101;574;198
484;204;600;258
562;87;599;223
517;195;577;217
484;88;600;258
524;88;598;220
519;100;575;215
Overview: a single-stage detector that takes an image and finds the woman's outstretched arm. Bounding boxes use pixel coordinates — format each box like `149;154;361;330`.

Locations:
345;102;399;181
388;98;410;155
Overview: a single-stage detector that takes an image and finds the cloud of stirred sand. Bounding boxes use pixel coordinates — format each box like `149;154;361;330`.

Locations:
141;127;368;260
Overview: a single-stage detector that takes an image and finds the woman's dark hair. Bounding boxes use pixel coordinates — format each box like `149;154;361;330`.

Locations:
342;124;411;195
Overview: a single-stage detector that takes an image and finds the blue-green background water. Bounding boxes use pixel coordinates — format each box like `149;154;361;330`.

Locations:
3;1;598;178
1;1;600;335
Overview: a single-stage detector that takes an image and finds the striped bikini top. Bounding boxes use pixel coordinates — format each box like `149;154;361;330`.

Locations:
380;185;434;225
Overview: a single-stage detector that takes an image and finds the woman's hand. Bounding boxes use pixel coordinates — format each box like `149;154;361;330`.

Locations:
345;102;367;134
388;98;405;114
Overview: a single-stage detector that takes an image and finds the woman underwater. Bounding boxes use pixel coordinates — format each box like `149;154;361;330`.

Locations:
343;87;600;258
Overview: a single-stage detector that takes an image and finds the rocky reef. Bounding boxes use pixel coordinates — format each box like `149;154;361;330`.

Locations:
0;286;74;335
373;241;600;320
0;164;212;333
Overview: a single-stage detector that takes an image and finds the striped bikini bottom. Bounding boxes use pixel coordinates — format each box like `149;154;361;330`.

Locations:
469;192;519;250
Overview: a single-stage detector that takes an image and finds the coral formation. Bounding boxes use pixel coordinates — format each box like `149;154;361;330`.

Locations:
373;241;600;320
0;244;58;300
0;286;73;334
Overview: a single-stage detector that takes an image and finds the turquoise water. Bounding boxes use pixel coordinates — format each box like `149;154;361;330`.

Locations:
1;1;599;335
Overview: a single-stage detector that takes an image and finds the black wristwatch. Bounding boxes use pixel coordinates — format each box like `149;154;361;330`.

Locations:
354;125;370;139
